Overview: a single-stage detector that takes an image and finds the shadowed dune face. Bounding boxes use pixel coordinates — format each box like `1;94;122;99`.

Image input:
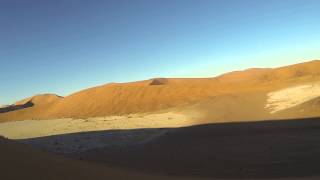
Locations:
0;60;320;121
0;136;207;180
0;101;34;113
0;136;110;180
149;78;169;85
83;118;320;179
15;117;320;179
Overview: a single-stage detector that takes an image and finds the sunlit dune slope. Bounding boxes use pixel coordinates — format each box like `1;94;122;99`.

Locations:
0;60;319;121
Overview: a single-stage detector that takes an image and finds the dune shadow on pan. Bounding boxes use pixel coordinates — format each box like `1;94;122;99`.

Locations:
20;117;320;179
0;101;34;113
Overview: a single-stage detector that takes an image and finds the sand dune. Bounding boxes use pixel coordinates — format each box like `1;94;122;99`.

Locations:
14;94;62;106
0;60;319;121
1;60;320;180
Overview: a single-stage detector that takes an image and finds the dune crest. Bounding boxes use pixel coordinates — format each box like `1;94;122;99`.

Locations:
14;94;63;106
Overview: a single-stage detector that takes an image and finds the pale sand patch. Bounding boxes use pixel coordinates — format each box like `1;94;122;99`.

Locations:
0;112;193;139
266;82;320;113
0;112;196;153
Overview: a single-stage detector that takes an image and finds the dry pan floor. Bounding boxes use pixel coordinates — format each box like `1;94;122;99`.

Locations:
0;111;197;153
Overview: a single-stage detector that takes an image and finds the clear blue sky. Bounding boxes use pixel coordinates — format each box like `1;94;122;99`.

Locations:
1;0;320;104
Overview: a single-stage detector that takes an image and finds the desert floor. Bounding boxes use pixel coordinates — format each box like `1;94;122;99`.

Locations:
0;111;199;153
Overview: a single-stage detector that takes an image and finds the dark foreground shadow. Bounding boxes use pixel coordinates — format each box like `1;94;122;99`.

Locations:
0;101;33;113
19;117;320;179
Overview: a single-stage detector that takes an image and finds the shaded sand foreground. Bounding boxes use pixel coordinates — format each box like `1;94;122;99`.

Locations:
78;118;320;179
0;137;211;180
7;117;320;180
3;138;320;180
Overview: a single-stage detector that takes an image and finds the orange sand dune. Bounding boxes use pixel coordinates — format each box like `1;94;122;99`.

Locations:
1;60;319;121
14;94;62;106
